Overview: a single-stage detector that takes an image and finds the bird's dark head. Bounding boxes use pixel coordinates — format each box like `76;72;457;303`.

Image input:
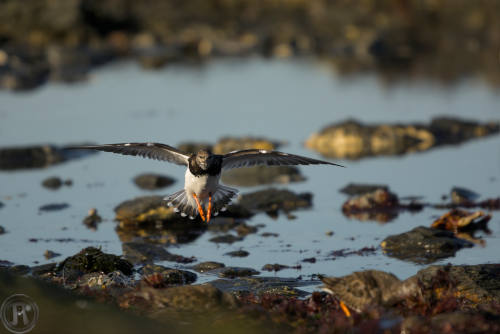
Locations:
195;149;212;170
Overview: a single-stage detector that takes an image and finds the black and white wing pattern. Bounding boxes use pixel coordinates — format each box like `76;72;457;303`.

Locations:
69;143;190;166
221;149;344;170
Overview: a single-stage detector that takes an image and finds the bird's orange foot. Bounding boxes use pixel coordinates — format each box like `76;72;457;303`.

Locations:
192;194;206;222
206;193;212;223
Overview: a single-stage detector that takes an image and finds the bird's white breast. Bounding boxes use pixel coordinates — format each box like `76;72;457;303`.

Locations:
184;169;220;199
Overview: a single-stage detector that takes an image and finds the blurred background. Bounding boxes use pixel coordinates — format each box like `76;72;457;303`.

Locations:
0;1;499;332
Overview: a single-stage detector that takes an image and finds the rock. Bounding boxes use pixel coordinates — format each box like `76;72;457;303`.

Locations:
339;183;389;196
0;226;5;234
238;188;312;216
122;242;195;264
306;118;499;159
116;222;206;246
191;261;225;273
221;166;305;187
262;264;289;272
83;208;103;230
234;223;259;236
209;277;314;297
209;234;243;244
431;209;491;233
401;312;500;334
41;176;63;189
133;173;175;190
321;270;405;312
31;262;57;277
302;257;316;263
451;187;481;204
260;232;279;237
342;188;422;222
212;137;281;154
325;231;334;236
211;267;260;278
44;250;61;259
139;264;197;286
39;203;70;211
176;142;212;154
8;265;31;275
381;226;474;264
224;250;249;257
57;247;133;282
0;202;3;209
78;271;134;291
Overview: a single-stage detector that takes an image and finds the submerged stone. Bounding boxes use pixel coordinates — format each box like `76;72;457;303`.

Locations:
381;226;474;264
224;250;249;257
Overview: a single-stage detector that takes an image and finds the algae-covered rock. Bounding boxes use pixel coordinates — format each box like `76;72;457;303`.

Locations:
57;247;133;280
122;242;195;264
140;264;197;285
209;277;314;297
133;173;175;190
114;195;181;225
209;234;243;244
238;188;312;215
261;264;290;272
215;267;260;278
191;261;225;273
341;188;400;222
381;226;474;263
224;250;249;258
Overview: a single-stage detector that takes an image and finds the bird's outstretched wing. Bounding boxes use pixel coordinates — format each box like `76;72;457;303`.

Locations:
221;149;344;170
69;143;189;166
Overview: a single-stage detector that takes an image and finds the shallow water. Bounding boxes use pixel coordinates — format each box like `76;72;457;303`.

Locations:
0;58;499;290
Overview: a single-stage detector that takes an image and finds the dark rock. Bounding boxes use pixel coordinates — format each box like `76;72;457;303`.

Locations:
0;226;5;234
451;187;480;204
77;271;133;292
401;312;500;334
44;250;61;259
224;250;249;257
31;262;57;277
0;202;3;209
209;276;314;297
176;142;213;155
235;223;259;236
83;208;103;230
42;176;63;189
39;203;70;211
306;118;499;160
133;173;175;190
339;183;389;196
116;222;205;246
122;242;195;264
8;265;31;275
238;188;312;216
381;226;474;264
209;234;243;244
140;264;197;285
302;257;316;263
260;232;279;237
221;165;305;187
191;261;225;273
57;247;133;282
262;264;289;272
218;203;254;219
214;267;260;278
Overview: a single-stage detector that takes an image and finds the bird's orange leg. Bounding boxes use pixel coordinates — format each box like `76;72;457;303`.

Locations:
207;193;212;223
192;194;206;222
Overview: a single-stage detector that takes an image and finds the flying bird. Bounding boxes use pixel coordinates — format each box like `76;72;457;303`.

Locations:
71;143;344;222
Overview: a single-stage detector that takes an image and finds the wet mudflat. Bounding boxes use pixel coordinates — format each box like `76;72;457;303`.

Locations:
0;59;499;333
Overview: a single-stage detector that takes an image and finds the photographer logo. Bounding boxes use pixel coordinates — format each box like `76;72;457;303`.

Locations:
1;294;38;334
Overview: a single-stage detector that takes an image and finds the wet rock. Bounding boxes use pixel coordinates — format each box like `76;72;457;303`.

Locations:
122;242;195;264
238;188;312;216
78;271;134;292
235;223;259;236
209;234;243;244
0;47;50;90
120;284;237;316
191;261;225;273
431;209;491;233
83;208;103;230
0;144;95;170
57;247;133;282
321;270;405;312
133;173;175;190
451;187;480;204
209;277;314;297
339;183;389;196
302;257;316;263
260;232;279;238
330;246;378;259
381;226;474;264
212;137;281;154
325;231;334;236
342;188;422;222
262;264;290;272
401;312;500;334
140;264;196;286
8;265;31;275
44;250;61;260
213;267;260;278
31;262;57;277
306;118;499;159
221;166;305;187
41;176;63;189
135;46;181;69
0;226;5;234
224;250;249;258
0;202;3;209
116;222;205;246
218;203;254;219
39;203;70;212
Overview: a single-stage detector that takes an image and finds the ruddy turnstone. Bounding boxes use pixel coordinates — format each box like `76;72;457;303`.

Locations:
71;143;344;222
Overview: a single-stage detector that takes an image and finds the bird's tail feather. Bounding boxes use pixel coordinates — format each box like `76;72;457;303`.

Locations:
163;185;238;219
